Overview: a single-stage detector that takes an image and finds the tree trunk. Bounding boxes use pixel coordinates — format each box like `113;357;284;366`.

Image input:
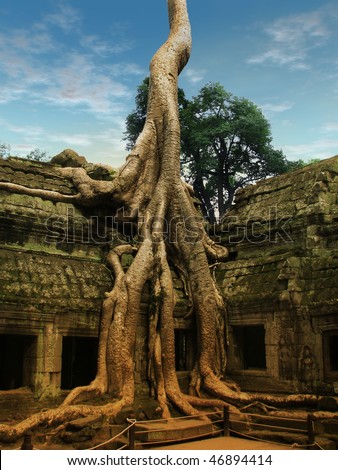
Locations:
217;154;226;217
193;175;217;223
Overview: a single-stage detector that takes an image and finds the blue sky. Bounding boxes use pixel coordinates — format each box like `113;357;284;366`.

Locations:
1;0;338;166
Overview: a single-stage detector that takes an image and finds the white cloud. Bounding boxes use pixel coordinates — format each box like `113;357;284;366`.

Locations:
80;35;132;56
283;139;338;160
42;53;131;114
44;3;82;33
247;7;334;70
0;53;132;117
0;2;139;166
248;49;309;71
183;68;206;84
108;63;145;77
259;101;294;114
266;11;328;44
11;144;37;157
0;17;139;118
0;119;44;139
48;133;93;147
0;0;143;116
0;29;56;55
3;121;99;157
321;122;338;133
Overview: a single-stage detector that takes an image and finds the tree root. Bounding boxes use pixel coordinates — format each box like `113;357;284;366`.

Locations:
0;400;127;444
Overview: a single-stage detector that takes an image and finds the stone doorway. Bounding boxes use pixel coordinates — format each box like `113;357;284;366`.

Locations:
61;336;98;390
233;325;267;370
323;330;338;383
0;334;37;390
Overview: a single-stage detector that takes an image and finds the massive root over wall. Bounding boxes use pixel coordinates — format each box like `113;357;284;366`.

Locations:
0;0;318;443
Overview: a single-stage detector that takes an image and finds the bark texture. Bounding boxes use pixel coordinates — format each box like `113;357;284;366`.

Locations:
0;0;319;443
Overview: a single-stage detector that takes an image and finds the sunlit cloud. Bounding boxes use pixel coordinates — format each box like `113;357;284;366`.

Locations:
183;67;206;84
0;9;139;118
48;133;93;147
108;63;146;77
0;119;44;138
80;35;133;56
43;53;131;113
44;3;82;33
247;7;334;70
0;0;144;122
259;101;294;114
283;139;338;161
321;122;338;133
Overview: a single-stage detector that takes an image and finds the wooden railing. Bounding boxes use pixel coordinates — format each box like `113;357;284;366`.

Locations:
87;408;323;450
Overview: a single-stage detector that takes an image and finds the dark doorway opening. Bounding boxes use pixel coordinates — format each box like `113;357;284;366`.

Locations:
0;334;36;390
323;330;338;382
328;333;338;371
175;329;194;371
233;325;266;370
61;336;99;390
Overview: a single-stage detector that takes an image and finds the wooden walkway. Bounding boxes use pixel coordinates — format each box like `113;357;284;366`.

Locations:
157;435;297;450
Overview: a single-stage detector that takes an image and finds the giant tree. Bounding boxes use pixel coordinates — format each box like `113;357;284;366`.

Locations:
0;0;316;443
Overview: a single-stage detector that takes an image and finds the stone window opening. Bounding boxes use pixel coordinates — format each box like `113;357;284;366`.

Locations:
329;335;338;371
323;330;338;375
61;336;98;390
0;334;36;390
233;325;267;370
228;251;238;261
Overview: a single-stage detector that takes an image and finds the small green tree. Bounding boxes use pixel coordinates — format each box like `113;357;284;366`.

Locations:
0;142;11;158
289;158;321;168
124;78;152;151
26;148;50;162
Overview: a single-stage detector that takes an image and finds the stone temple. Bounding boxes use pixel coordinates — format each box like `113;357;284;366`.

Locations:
0;153;337;399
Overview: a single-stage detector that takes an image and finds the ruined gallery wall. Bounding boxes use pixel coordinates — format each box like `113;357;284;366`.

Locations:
218;155;338;394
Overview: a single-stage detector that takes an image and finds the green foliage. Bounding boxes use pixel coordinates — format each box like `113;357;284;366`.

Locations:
1;143;51;162
288;158;321;169
124;79;297;221
124;78;150;150
0;142;11;158
26;148;50;162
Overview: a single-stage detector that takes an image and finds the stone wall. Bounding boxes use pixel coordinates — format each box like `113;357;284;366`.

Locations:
218;155;338;394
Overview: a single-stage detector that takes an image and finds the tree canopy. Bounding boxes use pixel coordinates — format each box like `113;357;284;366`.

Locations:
125;79;300;222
